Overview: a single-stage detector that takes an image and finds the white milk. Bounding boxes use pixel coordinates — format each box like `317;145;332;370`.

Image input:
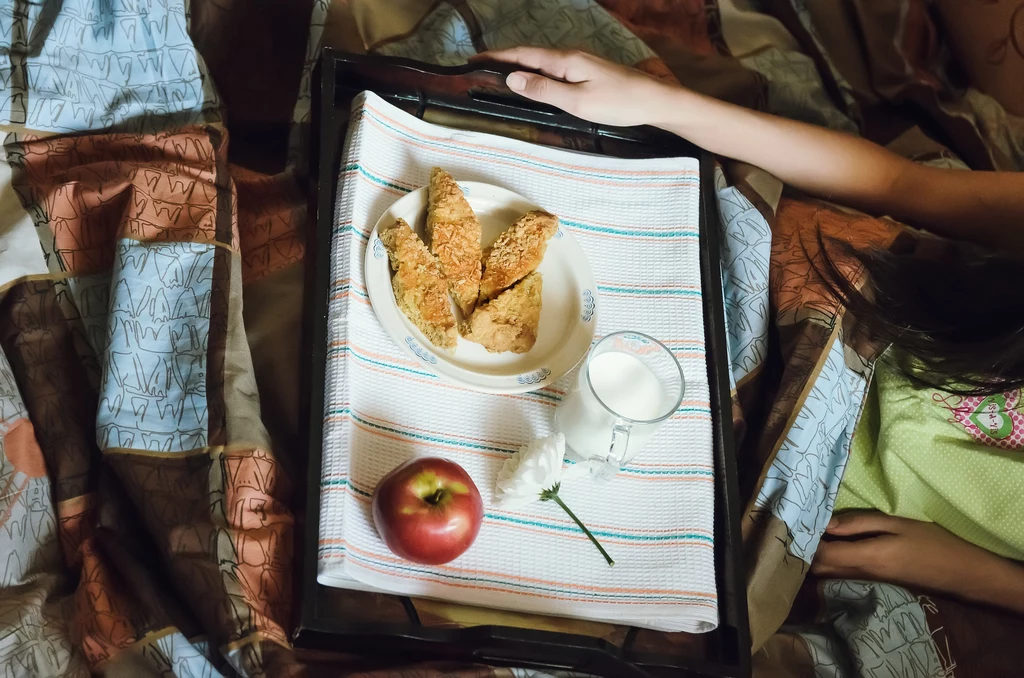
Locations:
555;351;671;463
588;352;666;421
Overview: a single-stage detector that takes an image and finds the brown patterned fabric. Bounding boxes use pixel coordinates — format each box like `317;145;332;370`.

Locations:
935;0;1024;117
0;1;1022;676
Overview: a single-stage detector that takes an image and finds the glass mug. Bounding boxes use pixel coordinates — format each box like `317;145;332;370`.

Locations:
553;332;685;479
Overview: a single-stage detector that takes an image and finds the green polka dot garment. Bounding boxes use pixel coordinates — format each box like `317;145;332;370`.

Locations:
836;354;1024;560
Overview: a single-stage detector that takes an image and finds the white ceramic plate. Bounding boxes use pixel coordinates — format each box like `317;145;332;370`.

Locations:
364;182;598;394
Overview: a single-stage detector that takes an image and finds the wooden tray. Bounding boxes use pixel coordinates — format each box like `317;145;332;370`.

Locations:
296;49;750;678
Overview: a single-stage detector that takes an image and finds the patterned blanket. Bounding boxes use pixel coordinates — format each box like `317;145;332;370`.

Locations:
1;1;1022;676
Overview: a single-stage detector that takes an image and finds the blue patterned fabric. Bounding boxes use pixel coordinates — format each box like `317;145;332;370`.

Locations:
0;0;219;133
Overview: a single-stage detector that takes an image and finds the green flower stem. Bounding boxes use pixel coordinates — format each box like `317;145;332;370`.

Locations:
540;484;614;566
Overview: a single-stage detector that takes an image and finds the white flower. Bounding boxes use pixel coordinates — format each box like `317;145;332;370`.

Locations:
494;433;566;508
494;433;616;566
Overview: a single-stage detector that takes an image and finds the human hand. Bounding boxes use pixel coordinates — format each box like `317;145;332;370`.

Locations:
477;47;675;127
811;511;1015;602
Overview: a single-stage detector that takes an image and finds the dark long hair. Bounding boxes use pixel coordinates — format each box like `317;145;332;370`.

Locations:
816;232;1024;396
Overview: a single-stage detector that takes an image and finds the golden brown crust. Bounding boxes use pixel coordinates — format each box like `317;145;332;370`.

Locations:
479;210;558;301
379;218;457;351
462;272;542;354
426;167;482;315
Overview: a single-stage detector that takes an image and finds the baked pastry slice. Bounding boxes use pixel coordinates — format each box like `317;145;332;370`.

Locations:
379;218;457;351
479;210;558;301
462;272;542;354
426;167;482;315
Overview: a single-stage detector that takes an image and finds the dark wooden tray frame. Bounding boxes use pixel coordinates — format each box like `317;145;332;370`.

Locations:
295;48;750;678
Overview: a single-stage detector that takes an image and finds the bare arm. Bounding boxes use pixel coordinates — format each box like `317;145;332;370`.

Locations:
653;87;1024;250
484;47;1024;250
814;511;1024;615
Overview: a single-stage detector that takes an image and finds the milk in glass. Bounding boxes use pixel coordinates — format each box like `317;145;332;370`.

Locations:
556;350;675;463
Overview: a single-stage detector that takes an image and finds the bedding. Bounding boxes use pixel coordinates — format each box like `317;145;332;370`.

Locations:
0;0;1022;675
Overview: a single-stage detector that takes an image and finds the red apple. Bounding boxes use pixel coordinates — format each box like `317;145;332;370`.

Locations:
371;457;483;565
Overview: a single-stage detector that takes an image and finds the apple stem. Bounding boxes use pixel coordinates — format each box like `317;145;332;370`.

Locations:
541;486;614;567
426;489;446;505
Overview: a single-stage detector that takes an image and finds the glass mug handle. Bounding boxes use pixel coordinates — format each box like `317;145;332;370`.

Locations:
596;421;631;480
